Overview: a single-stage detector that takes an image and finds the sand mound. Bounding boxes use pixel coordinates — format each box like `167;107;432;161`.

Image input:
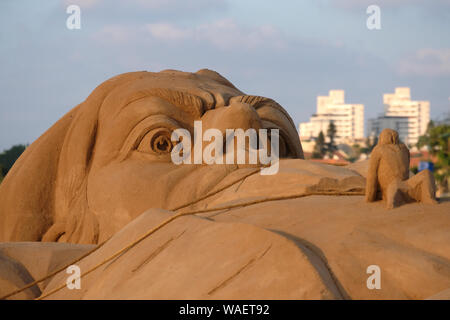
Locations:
0;242;94;299
206;196;450;299
40;209;340;299
2;198;449;300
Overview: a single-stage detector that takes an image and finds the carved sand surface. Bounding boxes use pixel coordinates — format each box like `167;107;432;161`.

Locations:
0;69;448;300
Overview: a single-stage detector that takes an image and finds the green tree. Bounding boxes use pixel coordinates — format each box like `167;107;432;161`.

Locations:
0;144;27;177
361;136;378;155
346;143;361;163
312;131;326;159
416;121;450;194
325;121;337;158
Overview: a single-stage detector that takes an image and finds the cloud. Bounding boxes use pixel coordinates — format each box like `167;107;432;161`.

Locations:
2;0;450;151
146;23;192;41
94;19;285;50
397;48;450;77
193;19;284;50
63;0;102;8
330;0;450;9
92;25;139;43
61;0;228;22
128;0;227;11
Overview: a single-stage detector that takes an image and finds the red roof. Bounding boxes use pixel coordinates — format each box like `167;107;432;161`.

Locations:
309;159;350;166
303;151;349;165
409;150;437;168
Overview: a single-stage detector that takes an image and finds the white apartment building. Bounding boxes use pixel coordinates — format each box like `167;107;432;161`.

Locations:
367;116;410;145
367;87;430;146
299;90;364;144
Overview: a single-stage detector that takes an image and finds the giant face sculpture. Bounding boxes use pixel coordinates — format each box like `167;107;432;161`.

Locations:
0;69;305;244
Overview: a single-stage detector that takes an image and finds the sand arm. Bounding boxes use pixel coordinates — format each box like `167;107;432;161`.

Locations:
399;143;410;179
365;148;380;202
404;144;410;171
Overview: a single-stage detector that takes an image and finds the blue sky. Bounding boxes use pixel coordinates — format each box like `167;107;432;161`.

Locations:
1;0;449;150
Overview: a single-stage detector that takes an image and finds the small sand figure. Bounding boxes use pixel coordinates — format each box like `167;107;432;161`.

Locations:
365;128;438;209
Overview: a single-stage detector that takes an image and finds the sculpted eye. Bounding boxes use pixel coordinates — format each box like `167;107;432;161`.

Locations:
137;128;174;154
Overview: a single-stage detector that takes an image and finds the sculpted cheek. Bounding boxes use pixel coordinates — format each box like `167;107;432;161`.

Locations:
87;160;173;225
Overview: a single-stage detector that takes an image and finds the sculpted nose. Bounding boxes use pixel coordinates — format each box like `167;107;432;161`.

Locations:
201;101;263;133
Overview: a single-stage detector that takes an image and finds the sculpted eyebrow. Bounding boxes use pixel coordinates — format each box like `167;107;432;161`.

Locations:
231;95;295;127
144;88;206;118
232;94;273;107
117;88;207;119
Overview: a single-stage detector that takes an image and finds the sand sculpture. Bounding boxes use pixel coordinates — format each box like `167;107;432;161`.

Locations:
0;69;308;244
365;128;437;209
0;69;371;245
0;70;448;300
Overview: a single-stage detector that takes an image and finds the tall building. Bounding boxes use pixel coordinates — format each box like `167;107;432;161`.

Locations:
367;87;430;146
299;90;364;144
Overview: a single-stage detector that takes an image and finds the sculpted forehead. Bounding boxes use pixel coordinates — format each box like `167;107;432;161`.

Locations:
99;69;244;119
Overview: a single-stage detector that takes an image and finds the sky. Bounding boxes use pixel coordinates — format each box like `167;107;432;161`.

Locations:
0;0;449;151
